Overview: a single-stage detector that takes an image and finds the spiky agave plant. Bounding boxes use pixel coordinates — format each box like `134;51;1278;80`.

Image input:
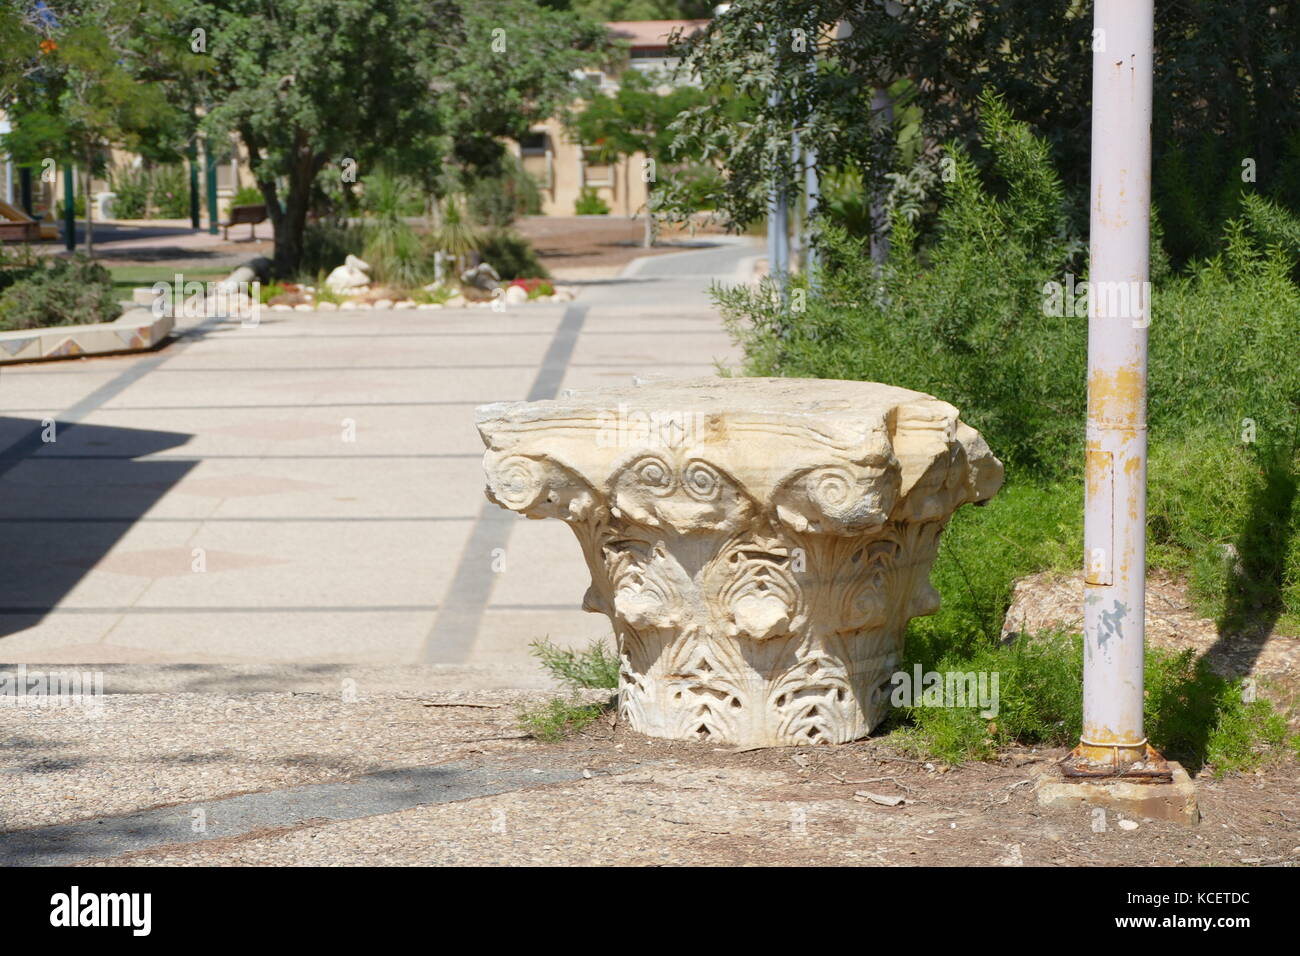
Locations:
430;194;480;278
361;168;431;290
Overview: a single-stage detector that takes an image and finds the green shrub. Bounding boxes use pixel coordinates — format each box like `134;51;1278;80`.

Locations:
467;153;543;227
151;164;190;219
0;256;121;331
0;244;42;296
673;165;724;213
887;631;1082;763
516;638;618;741
300;221;369;278
257;281;286;305
55;194;86;220
106;163;192;219
360;167;425;218
477;229;547;280
574;186;610;216
718;92;1087;480
360;169;435;289
229;186;264;208
108;164;150;219
890;632;1295;770
429;195;479;271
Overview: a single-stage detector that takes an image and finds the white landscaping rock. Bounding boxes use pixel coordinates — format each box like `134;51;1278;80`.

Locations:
324;254;372;294
503;285;529;306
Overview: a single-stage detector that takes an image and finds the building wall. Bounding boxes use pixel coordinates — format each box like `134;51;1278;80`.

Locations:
512;114;650;219
0;105;252;226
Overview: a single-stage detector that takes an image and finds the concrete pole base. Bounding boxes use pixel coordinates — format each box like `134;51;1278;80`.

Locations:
1034;763;1200;826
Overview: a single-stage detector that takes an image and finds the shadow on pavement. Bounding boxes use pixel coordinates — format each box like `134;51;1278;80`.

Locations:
0;416;196;643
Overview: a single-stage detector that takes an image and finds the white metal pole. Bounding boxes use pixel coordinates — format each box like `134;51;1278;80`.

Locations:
868;87;893;265
791;129;802;267
804;138;819;285
767;36;789;295
804;44;820;288
1072;0;1159;773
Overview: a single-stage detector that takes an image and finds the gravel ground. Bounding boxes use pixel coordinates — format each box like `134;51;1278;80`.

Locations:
4;692;1296;866
0;689;559;832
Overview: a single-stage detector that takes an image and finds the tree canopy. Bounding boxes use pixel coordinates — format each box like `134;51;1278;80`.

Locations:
666;0;1300;264
3;0;609;274
2;1;193;252
170;0;607;275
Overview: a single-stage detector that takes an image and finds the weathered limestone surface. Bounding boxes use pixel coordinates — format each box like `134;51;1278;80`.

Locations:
477;378;1003;747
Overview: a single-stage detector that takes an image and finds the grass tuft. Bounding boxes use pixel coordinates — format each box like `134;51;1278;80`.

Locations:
515;697;608;742
529;637;620;690
515;637;619;742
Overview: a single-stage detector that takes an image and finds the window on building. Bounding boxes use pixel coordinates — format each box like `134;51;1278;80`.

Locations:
519;131;553;192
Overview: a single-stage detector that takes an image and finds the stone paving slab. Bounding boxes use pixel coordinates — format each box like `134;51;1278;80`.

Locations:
0;241;751;679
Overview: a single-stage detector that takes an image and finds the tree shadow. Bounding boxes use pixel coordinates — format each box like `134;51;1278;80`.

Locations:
0;416;196;642
1151;431;1299;772
1207;433;1299;678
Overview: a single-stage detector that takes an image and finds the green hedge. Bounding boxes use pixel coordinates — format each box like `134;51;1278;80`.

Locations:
0;256;122;331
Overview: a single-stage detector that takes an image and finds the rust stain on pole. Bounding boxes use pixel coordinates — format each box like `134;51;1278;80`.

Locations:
1064;0;1171;781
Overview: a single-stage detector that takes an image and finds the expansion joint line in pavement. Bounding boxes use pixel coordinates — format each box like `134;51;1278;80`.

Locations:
420;303;589;664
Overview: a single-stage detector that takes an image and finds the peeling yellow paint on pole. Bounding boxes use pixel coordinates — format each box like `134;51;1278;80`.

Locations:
1070;0;1159;773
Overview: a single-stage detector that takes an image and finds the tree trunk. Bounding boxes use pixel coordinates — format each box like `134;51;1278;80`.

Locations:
268;185;307;278
642;181;655;249
242;129;323;278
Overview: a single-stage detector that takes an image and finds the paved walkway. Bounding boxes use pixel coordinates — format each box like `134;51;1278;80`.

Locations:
0;239;757;690
5;239;1297;868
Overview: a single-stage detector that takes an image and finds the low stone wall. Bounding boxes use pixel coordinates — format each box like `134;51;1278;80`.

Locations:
0;307;174;365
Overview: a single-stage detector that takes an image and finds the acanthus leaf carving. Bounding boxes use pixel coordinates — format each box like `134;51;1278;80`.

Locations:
478;378;1003;747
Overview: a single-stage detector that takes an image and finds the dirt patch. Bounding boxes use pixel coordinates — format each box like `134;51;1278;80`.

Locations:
530;719;1300;866
96;217;727;280
1004;569;1300;716
514;215;729;278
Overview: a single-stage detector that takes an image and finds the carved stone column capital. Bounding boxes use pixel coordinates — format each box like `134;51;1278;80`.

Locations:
478;378;1003;747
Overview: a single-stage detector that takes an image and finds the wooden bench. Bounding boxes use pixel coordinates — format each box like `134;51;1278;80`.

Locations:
0;219;41;243
221;203;268;240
